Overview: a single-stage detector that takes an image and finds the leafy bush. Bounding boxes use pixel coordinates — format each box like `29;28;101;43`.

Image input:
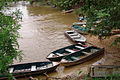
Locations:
0;0;22;78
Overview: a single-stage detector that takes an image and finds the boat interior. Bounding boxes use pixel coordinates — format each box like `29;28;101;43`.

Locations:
62;46;100;61
51;44;86;57
9;62;53;73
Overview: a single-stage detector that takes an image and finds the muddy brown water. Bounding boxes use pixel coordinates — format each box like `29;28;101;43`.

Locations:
15;3;77;63
9;1;119;80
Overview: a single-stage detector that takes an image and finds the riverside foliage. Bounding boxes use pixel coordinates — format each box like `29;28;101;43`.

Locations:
0;0;22;78
50;0;120;44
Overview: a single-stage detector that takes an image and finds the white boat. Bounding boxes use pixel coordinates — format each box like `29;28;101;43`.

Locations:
64;30;86;43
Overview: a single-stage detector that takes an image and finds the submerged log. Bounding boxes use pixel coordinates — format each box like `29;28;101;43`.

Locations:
62;9;74;14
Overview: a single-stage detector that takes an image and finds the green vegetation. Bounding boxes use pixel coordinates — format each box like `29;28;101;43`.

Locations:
50;0;81;10
29;0;50;5
50;0;120;44
0;0;22;79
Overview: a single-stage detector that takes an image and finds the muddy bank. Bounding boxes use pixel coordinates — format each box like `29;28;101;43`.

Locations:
85;35;120;65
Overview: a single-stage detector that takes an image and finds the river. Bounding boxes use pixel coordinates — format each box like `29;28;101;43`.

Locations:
15;2;77;64
10;1;120;80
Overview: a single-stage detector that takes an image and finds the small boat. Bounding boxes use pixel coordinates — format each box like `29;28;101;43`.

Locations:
46;43;92;62
71;22;89;34
0;61;59;80
60;46;104;67
73;22;86;25
64;30;86;43
78;17;87;22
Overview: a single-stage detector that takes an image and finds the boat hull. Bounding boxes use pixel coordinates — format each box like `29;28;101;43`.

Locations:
64;30;86;43
71;22;88;35
46;43;91;62
0;62;59;80
47;56;63;62
61;48;104;67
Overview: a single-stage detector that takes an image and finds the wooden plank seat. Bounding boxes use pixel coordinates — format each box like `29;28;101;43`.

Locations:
37;64;52;70
72;49;80;51
91;49;99;53
82;51;91;55
71;35;80;38
75;46;85;49
14;68;31;73
37;66;46;70
69;33;78;36
55;53;63;56
71;57;79;60
65;49;76;53
74;39;82;41
63;53;70;55
31;65;36;71
9;67;14;73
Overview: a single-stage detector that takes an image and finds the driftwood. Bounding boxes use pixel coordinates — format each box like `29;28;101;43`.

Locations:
62;9;74;14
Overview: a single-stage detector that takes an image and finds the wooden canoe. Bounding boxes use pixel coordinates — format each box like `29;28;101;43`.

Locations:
78;17;87;22
0;61;59;80
72;22;88;34
60;46;104;67
64;30;86;43
46;43;92;62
